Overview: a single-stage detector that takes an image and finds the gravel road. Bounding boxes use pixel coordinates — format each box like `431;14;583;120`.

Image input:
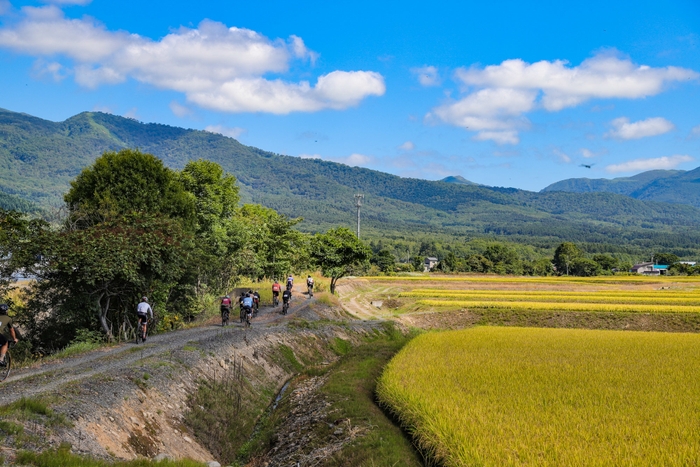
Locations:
0;293;315;406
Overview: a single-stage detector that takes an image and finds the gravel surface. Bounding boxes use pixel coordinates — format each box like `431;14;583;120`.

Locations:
0;291;381;464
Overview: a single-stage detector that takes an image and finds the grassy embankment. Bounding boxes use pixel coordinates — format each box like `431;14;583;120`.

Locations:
185;322;422;467
378;326;700;467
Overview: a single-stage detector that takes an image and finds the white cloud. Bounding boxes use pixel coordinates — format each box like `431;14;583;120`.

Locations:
398;141;415;151
123;107;139;120
553;148;572;163
606;155;693;173
42;0;92;4
605;117;674;140
91;104;112;113
429;51;697;143
0;7;385;114
31;59;67;81
204;125;246;139
0;0;11;15
411;66;440;86
342;153;371;166
169;101;192;118
689;124;700;138
299;153;322;159
473;130;519;145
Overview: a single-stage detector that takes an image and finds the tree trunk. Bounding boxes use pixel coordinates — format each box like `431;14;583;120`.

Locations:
97;293;113;341
330;277;337;295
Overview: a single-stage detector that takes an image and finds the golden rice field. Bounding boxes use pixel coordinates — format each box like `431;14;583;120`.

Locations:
358;275;700;315
377;327;700;466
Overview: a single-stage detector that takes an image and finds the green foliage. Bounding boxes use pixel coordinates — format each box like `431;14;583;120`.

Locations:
653;252;680;266
310;227;372;293
553;242;583;275
19;212;191;347
371;249;396;273
64;149;195;228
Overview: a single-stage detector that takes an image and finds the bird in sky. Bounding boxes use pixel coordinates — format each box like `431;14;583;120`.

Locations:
580;163;595;169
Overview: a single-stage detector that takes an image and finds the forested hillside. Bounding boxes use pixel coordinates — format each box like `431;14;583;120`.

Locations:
3;108;700;256
542;168;700;208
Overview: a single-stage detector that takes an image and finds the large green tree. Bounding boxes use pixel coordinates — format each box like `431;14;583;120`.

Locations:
24;214;190;345
553;242;583;276
311;227;371;294
64;149;195;228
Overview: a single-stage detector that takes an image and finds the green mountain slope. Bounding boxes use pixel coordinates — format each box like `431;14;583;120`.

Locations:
3;108;700;253
541;169;700;208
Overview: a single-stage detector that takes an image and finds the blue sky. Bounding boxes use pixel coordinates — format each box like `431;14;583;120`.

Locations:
0;0;699;191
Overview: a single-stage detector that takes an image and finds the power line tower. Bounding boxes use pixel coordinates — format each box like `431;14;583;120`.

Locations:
354;194;364;238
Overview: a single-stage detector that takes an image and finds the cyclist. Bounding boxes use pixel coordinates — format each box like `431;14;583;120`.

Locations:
306;275;314;296
220;295;232;324
271;280;281;306
286;274;294;291
253;291;261;314
282;288;292;314
241;293;254;324
136;296;153;342
0;304;18;367
238;292;246;322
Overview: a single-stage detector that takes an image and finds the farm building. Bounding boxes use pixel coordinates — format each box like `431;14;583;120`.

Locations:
424;257;439;272
630;262;669;275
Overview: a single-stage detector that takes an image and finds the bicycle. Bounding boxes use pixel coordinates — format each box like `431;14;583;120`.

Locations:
221;307;230;327
307;285;314;297
135;317;151;344
0;342;13;383
282;300;289;315
243;307;252;328
273;293;279;307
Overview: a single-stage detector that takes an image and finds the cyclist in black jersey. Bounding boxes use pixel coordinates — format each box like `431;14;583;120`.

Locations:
0;304;18;367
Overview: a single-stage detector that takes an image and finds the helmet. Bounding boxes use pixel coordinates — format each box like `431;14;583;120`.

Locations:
141;296;148;302
225;295;230;298
0;304;8;314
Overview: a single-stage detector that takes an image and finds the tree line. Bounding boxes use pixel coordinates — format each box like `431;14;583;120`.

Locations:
0;149;370;355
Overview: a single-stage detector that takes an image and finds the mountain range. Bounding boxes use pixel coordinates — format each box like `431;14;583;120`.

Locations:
2;107;700;255
541;169;700;208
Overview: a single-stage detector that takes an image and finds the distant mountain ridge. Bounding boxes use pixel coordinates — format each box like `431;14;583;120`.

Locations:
3;107;700;254
542;169;700;208
440;175;476;185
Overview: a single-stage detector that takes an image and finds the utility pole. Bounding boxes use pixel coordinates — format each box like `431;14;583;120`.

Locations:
354;194;364;238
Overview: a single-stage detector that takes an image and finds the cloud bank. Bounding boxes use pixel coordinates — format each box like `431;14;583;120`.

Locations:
605;117;674;140
428;52;697;144
0;6;385;114
606;155;693;173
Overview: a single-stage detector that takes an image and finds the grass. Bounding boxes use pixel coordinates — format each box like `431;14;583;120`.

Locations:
316;324;423;467
52;341;104;359
0;397;69;427
377;326;700;467
16;443;206;466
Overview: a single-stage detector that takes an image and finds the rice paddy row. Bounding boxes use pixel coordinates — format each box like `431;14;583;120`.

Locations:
377;327;700;466
417;299;700;313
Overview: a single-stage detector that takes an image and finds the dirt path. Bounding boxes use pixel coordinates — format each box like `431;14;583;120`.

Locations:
0;292;311;406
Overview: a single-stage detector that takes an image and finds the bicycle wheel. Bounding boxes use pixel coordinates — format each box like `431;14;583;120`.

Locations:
0;350;11;382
